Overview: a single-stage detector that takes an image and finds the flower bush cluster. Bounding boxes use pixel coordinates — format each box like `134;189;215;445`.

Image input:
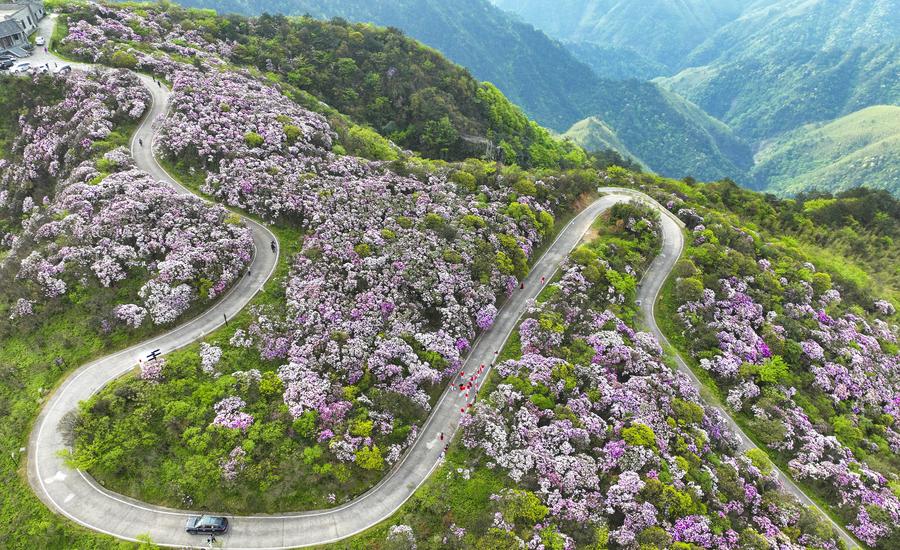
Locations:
1;68;252;328
14;167;252;325
139;357;165;383
144;63;558;461
1;69;147;251
459;218;842;548
61;3;233;75
212;396;254;431
670;203;900;547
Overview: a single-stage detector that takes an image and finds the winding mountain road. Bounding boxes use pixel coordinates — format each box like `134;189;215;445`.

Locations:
25;15;856;549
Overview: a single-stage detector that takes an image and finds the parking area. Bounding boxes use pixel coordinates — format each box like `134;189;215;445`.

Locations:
2;17;70;76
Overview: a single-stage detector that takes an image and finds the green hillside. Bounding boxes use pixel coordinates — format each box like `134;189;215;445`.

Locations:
176;0;594;130
570;81;752;180
176;0;753;181
661;43;900;140
751;105;900;196
157;8;589;168
564;41;668;81
686;0;899;67
491;0;745;73
562;116;644;166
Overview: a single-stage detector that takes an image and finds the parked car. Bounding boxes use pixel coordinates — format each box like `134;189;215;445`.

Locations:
53;64;71;75
0;60;13;70
9;62;31;74
35;36;45;46
185;515;228;535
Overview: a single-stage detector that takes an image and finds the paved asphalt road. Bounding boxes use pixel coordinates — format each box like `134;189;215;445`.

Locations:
24;14;856;550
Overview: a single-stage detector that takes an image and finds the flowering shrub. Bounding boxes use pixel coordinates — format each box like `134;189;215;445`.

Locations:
221;446;247;481
1;68;252;329
212;396;254;431
139;358;164;383
386;524;417;549
459;223;842;547
199;343;223;376
673;209;900;547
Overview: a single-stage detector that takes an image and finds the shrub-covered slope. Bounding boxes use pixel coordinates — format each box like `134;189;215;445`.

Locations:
173;0;754;182
750;106;900;196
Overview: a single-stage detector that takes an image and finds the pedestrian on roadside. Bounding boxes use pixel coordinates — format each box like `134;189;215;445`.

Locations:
138;138;143;147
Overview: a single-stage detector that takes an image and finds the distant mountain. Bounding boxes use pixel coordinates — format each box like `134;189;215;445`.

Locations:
685;0;899;67
493;0;899;75
490;0;746;74
568;81;752;181
174;0;752;181
562;116;643;166
750;105;900;196
564;42;668;81
489;0;900;195
660;43;900;141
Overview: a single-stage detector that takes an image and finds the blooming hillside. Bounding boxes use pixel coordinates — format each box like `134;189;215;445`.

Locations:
0;69;252;328
63;1;579;513
2;3;895;549
56;1;587;167
634;174;900;549
334;199;845;549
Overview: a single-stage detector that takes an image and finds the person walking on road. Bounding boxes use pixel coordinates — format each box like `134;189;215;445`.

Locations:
138;138;143;147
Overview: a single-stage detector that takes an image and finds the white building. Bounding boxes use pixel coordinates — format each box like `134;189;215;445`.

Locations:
0;1;44;37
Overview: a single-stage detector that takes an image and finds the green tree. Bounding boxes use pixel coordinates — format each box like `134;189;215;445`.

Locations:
355;445;384;470
109;50;138;69
757;355;789;384
244;132;265;148
745;448;774;476
622;423;657;449
421;116;459;158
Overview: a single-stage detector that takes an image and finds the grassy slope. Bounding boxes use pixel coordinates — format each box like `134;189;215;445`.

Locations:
660;42;900;142
562;116;644;167
752;105;900;196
